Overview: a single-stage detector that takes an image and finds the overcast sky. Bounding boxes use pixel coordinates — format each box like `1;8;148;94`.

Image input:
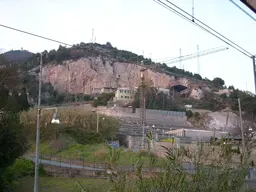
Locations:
0;0;255;92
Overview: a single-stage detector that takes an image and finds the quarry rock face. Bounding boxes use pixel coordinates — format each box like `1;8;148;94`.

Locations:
41;57;207;99
204;111;240;133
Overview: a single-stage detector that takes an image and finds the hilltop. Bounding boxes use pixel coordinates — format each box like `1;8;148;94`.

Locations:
2;50;34;63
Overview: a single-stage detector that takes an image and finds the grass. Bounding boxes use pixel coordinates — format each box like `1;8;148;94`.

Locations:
28;142;164;167
14;177;110;192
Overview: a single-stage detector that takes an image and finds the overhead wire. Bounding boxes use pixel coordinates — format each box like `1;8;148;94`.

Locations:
165;0;253;56
0;23;72;47
154;0;253;58
228;0;256;22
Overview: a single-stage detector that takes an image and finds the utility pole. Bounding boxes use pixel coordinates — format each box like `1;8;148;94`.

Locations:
192;0;195;22
34;53;43;192
238;98;245;158
179;48;183;69
197;45;200;75
140;69;146;148
91;28;94;43
252;55;256;94
225;109;229;133
96;110;99;133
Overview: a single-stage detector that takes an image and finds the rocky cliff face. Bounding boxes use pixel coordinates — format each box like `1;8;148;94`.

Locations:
41;56;208;98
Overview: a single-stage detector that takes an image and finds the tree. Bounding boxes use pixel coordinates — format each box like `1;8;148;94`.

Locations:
0;112;28;191
106;42;113;48
0;56;29;190
194;73;202;80
93;93;115;106
212;77;225;87
228;85;235;90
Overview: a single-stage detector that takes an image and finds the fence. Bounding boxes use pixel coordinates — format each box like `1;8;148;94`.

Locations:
25;151;256;181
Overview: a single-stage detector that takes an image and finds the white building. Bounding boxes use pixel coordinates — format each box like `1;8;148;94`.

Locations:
114;87;136;102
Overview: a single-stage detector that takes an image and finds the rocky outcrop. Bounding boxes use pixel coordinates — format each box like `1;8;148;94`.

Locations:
204;111;240;133
41;57;208;98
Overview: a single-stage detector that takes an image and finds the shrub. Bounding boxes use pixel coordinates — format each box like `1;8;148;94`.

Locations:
194;112;200;119
20;108;119;144
64;129;105;145
1;158;44;191
186;110;193;118
105;143;250;192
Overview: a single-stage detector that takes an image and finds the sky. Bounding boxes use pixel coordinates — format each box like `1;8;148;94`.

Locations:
0;0;255;92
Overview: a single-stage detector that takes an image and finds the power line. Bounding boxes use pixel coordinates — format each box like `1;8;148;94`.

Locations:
0;23;72;47
154;0;253;58
228;0;256;22
164;0;253;57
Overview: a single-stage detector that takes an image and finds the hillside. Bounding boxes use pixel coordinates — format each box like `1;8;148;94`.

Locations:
3;50;34;63
22;42;218;99
1;42;256;116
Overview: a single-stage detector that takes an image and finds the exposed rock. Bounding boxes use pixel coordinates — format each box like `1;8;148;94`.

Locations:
204;111;240;133
41;57;209;99
190;87;204;100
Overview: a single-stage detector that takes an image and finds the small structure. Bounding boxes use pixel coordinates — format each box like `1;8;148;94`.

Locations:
92;87;101;94
166;128;228;141
214;89;233;97
158;88;170;96
100;87;116;94
114;87;136;102
184;105;192;109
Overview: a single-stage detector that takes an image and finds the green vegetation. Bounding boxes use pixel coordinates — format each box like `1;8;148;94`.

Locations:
161;64;204;81
14;177;110;192
92;92;115;107
0;62;30;191
28;142;164;167
134;87;186;112
212;77;225;88
20;107;119;143
2;158;45;191
12;133;256;192
23;74;92;106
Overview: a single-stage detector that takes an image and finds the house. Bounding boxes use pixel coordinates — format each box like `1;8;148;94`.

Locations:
114;87;136;102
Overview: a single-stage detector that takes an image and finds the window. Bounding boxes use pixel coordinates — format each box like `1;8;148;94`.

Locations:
121;96;123;98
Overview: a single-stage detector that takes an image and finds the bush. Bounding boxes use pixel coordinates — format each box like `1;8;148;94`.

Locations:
20;108;119;144
106;143;250;192
93;93;115;106
64;129;105;144
186;110;193;118
194;112;200;120
1;158;44;191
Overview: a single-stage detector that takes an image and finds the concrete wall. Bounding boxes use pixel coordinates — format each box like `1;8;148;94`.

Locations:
100;107;187;121
167;129;228;141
